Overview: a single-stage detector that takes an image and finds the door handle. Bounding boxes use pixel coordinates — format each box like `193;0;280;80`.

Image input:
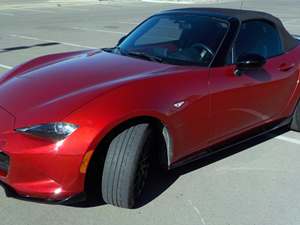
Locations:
278;63;296;72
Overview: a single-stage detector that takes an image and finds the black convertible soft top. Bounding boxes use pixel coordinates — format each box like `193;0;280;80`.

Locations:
161;8;298;52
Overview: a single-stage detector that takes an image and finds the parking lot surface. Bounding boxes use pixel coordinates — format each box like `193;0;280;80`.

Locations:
1;1;300;225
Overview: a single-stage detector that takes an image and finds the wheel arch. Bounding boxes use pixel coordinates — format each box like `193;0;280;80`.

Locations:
83;115;174;196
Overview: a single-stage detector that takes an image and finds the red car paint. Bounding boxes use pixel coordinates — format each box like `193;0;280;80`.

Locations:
1;10;300;201
0;46;299;200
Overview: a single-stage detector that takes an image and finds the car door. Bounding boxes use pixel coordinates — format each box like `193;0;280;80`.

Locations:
209;20;299;142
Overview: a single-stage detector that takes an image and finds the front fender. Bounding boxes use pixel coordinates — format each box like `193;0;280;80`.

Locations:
63;66;210;167
62;77;180;163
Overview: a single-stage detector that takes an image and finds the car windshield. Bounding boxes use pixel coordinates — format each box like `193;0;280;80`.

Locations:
110;14;229;66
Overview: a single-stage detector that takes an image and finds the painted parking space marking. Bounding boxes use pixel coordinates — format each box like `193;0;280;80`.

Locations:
275;135;300;145
0;64;13;70
4;8;54;14
0;12;15;16
119;21;139;25
71;27;127;35
142;0;193;3
9;34;96;49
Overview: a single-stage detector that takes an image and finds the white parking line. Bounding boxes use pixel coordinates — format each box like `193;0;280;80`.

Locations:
59;7;89;12
71;27;127;35
0;12;14;16
119;21;139;25
275;135;300;145
142;0;193;3
8;8;54;14
0;64;13;70
285;18;300;23
9;34;96;49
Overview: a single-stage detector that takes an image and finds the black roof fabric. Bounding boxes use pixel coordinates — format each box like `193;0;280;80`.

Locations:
160;8;298;51
164;8;276;22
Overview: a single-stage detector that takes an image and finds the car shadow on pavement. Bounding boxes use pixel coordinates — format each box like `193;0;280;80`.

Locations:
69;126;289;208
0;42;60;53
135;126;289;208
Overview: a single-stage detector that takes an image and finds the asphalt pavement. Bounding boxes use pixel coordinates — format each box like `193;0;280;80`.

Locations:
1;1;300;225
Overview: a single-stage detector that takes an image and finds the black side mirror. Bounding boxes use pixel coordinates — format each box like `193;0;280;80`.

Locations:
117;36;127;45
234;54;266;76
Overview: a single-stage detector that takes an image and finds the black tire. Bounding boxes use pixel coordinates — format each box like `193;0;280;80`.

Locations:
291;101;300;131
101;124;152;208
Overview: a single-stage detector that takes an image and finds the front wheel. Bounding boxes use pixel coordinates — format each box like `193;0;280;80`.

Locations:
101;124;152;208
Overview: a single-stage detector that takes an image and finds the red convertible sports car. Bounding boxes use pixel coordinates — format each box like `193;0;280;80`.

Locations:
0;8;300;208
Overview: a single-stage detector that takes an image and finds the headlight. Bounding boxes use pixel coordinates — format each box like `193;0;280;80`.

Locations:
15;122;78;141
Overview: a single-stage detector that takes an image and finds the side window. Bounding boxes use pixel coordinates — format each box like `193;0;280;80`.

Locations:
233;20;283;62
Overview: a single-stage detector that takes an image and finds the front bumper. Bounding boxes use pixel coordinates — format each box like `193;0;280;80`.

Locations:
0;107;90;201
0;179;86;205
0;131;87;201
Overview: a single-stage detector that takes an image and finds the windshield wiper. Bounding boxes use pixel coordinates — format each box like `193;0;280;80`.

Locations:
102;48;163;63
126;51;163;63
102;46;124;54
101;47;115;52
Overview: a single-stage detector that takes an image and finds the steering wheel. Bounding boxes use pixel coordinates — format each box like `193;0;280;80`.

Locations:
190;43;214;58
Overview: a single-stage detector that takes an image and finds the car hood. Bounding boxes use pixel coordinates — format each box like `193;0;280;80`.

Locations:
0;50;173;127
